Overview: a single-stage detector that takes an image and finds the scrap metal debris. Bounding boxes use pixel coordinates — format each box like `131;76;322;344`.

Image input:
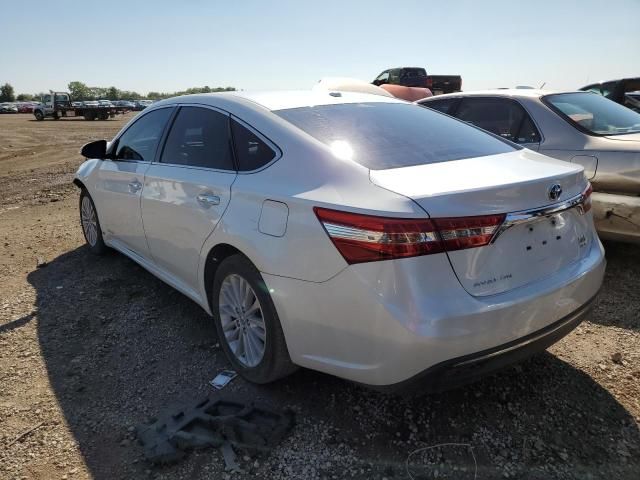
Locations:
136;396;294;465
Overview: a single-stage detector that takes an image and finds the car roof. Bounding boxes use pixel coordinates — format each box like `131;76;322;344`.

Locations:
157;90;406;111
421;89;566;101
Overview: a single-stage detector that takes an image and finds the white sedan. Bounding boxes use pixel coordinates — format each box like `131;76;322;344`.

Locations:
74;91;605;392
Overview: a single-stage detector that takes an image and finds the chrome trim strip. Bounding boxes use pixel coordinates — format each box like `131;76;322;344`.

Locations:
490;191;587;244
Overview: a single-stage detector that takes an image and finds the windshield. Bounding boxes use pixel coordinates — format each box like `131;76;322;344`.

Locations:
274;102;516;170
545;92;640;135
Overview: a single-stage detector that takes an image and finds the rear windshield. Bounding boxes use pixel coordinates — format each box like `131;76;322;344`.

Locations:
544;92;640;136
274;102;516;170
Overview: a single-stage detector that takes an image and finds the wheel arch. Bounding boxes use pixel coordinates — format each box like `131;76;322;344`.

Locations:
203;243;249;312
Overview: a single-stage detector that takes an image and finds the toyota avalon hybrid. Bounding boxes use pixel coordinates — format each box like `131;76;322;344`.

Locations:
74;91;605;392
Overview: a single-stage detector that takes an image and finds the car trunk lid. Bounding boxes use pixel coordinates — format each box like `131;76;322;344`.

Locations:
370;149;593;296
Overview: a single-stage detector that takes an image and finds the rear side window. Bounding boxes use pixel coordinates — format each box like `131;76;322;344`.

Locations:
274;102;515;170
456;97;540;144
420;97;460;114
160;106;234;170
399;68;427;87
115;108;172;161
231;119;276;171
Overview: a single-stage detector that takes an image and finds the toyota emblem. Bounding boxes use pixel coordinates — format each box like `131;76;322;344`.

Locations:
548;184;562;201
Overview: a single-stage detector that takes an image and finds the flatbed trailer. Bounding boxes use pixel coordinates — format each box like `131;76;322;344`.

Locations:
33;91;131;121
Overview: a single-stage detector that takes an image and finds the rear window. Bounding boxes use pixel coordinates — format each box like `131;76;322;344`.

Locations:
274;102;515;170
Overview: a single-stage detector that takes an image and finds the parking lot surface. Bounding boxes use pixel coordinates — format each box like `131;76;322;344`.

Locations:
0;114;639;479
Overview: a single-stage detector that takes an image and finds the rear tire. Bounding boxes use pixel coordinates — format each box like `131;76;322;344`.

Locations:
98;111;109;120
84;111;96;121
212;254;297;384
79;190;107;255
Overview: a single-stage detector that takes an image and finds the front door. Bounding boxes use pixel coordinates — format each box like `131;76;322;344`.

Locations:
141;105;237;292
42;94;54;115
93;107;174;259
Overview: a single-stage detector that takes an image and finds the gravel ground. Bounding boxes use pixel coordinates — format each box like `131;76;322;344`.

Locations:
0;114;639;479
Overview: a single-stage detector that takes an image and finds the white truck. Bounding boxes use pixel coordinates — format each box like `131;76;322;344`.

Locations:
33;91;130;121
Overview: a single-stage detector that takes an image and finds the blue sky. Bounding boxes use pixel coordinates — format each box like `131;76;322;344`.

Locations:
2;0;638;95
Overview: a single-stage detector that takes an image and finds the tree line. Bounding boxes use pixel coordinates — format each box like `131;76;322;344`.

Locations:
0;81;236;102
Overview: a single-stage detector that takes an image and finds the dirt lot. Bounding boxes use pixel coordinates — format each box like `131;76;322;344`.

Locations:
0;113;639;480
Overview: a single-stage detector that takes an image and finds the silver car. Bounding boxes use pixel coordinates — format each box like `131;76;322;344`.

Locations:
419;90;640;243
74;91;603;390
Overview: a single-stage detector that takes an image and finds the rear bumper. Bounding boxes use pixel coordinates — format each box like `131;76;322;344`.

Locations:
372;293;596;395
592;192;640;244
263;234;606;386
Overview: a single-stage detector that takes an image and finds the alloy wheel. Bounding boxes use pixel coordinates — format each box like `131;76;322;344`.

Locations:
218;274;266;367
81;196;98;246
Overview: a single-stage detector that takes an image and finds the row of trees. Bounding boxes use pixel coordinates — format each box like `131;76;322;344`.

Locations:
67;81;235;101
0;81;236;102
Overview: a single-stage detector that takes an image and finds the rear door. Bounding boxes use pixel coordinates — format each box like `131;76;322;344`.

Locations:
141;105;237;292
456;97;542;150
94;107;174;258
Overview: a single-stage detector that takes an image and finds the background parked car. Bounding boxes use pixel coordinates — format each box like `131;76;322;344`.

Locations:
580;77;640;112
113;100;135;109
0;103;18;113
419;90;640;244
133;99;153;111
16;103;34;113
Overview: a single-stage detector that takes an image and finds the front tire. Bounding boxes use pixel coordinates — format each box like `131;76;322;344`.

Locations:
34;110;44;121
79;190;107;255
212;254;296;384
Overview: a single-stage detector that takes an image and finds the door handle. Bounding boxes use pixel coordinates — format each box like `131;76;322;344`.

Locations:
196;193;221;207
128;180;142;193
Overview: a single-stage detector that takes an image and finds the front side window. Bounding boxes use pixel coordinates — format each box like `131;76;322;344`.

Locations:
455;97;540;144
399;68;427;87
375;71;389;84
160;106;234;170
545;92;640;136
115;107;172;161
231;119;276;171
274;102;516;170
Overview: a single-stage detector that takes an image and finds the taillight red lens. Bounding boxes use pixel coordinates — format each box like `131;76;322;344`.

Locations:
581;183;593;213
433;215;506;251
314;207;442;264
314;207;506;264
426;77;433;88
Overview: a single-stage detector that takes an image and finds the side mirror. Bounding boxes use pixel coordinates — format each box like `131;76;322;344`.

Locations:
81;139;107;159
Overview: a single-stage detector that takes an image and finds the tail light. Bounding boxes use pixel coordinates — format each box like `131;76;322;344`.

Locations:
425;77;433;88
314;207;505;264
432;215;506;251
581;182;593;213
